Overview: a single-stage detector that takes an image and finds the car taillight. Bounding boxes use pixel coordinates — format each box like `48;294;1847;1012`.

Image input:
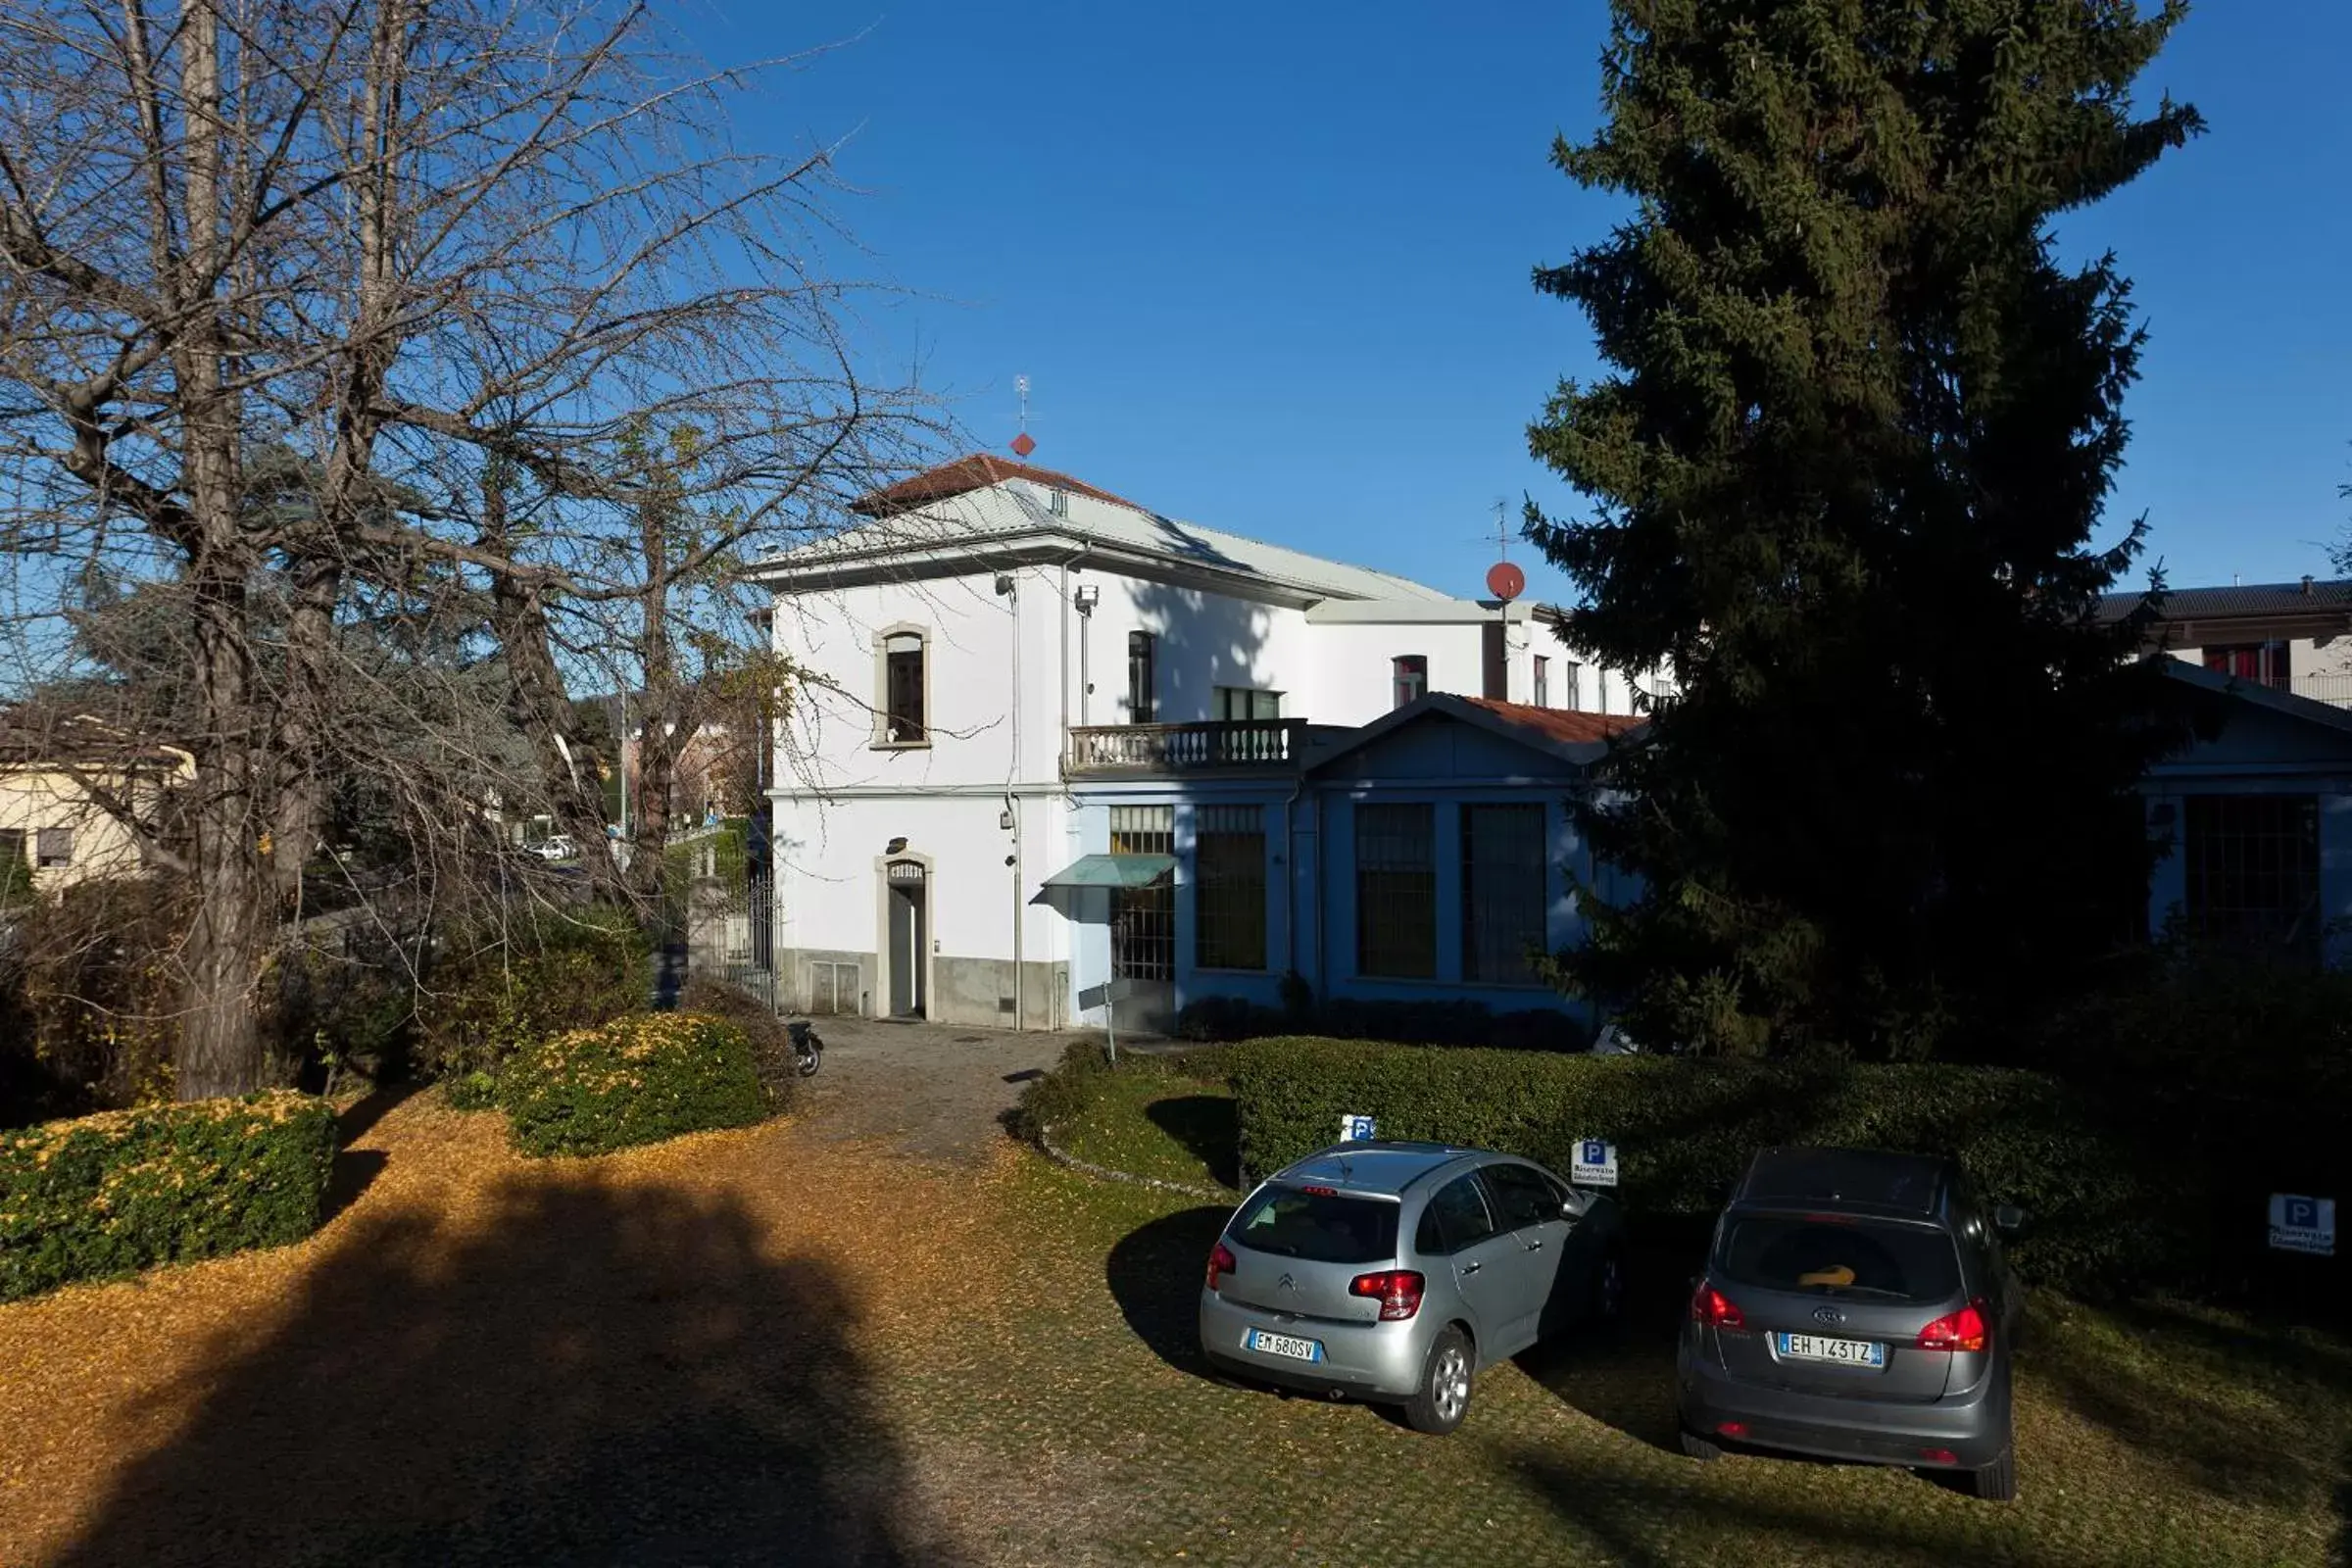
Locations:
1206;1242;1237;1291
1348;1269;1427;1321
1690;1280;1746;1330
1917;1298;1990;1353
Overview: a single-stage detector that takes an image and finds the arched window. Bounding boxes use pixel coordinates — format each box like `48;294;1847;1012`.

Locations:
878;627;927;745
1392;654;1428;710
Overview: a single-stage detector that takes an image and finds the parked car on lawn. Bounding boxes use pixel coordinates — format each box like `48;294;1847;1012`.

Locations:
1199;1141;1626;1435
530;834;579;861
1677;1146;2027;1500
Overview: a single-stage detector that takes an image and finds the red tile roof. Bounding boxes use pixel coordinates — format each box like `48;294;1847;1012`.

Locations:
850;455;1139;516
1460;697;1642;746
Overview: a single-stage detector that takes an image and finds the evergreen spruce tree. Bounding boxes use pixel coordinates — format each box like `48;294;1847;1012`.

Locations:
1530;1;2203;1056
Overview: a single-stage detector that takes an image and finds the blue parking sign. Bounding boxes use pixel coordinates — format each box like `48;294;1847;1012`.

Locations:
1571;1138;1619;1188
2269;1194;2335;1257
1339;1114;1377;1144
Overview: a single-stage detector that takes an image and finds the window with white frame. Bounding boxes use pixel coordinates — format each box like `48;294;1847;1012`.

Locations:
1128;632;1157;724
1564;661;1584;711
1392;655;1428;710
880;629;927;744
1532;656;1550;709
1194;805;1267;970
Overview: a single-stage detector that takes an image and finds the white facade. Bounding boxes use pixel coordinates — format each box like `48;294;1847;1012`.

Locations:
754;458;1669;1028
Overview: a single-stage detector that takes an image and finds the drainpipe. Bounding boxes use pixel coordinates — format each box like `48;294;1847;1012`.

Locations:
1008;571;1024;1032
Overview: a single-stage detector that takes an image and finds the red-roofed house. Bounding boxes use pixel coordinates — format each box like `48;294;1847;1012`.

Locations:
752;453;1666;1033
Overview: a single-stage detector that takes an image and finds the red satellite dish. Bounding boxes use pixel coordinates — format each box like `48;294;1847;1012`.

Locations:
1010;431;1037;459
1486;561;1526;602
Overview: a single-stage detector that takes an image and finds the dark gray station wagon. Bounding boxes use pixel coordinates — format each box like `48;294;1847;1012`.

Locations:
1677;1147;2027;1500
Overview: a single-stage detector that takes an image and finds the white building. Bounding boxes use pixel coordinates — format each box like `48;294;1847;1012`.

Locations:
752;455;1669;1029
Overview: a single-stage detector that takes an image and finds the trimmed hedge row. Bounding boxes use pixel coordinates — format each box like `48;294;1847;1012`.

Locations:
503;1012;770;1158
0;1091;340;1301
1221;1039;2178;1298
419;906;652;1102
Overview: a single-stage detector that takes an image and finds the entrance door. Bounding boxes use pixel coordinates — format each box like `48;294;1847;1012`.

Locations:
886;859;928;1017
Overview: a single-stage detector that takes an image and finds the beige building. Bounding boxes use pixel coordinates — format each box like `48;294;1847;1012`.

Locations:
0;716;192;895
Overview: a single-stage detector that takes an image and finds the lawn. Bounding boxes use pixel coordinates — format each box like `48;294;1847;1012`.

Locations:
1046;1054;1240;1193
0;1070;2343;1567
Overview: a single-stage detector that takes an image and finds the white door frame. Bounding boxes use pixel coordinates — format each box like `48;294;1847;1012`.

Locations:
874;850;936;1018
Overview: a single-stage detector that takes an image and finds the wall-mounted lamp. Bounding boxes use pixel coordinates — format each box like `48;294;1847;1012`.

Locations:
1073;583;1100;615
886;836;907;855
994;573;1015;597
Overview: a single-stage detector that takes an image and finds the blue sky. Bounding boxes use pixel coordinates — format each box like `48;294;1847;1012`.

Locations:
706;0;2352;604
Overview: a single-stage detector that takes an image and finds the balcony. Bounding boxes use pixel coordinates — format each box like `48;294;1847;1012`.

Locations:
1064;718;1307;776
2289;675;2352;709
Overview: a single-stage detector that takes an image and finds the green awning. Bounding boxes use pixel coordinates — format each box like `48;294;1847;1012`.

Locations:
1038;853;1175;890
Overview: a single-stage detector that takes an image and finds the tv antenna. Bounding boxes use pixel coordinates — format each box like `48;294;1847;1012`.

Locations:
1486;498;1524;602
1010;375;1036;458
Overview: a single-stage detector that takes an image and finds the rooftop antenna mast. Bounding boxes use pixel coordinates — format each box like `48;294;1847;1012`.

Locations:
1486;497;1525;605
1011;374;1036;458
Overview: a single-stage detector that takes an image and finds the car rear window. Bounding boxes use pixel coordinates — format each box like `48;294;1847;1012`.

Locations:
1718;1213;1962;1303
1231;1185;1399;1265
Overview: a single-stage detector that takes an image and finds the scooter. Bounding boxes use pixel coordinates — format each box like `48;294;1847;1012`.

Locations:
786;1018;823;1077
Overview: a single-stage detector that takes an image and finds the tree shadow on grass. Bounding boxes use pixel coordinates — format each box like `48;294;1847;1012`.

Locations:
1516;1214;1711;1453
1143;1094;1240;1189
1104;1204;1229;1380
56;1172;960;1567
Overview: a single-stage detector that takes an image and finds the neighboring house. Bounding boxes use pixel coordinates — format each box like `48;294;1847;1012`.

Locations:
752;454;1668;1029
2104;576;2352;707
0;715;192;895
2140;658;2352;965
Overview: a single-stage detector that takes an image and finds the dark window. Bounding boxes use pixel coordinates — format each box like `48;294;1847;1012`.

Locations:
1392;655;1427;710
1565;661;1584;710
1481;622;1506;699
1533;656;1549;709
1194;805;1266;971
1356;803;1436;978
1128;631;1156;723
35;827;73;868
2202;641;2289;688
1110;805;1174;981
1212;686;1282;721
1718;1214;1964;1305
1463;804;1548;984
883;631;926;743
0;828;23;864
1418;1174;1499;1255
1231;1185;1399;1265
2184;794;2321;956
1480;1162;1562;1230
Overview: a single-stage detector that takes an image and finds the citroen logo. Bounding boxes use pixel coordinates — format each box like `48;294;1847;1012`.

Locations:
1278;1274;1298;1293
1812;1305;1844;1326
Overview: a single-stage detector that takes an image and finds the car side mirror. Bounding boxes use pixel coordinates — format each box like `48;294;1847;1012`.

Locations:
1992;1204;2026;1236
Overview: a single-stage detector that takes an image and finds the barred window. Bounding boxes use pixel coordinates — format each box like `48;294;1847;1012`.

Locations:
2184;794;2319;958
1195;806;1267;971
1462;804;1547;984
1110;805;1175;981
1356;803;1436;978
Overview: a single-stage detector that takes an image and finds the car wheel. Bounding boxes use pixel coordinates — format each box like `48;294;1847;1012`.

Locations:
1402;1327;1474;1436
1678;1427;1723;1462
1964;1446;2017;1502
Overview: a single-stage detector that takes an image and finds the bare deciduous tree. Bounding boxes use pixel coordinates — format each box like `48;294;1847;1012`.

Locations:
0;0;929;1096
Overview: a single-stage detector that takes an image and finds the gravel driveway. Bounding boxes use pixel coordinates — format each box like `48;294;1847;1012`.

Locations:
789;1016;1103;1165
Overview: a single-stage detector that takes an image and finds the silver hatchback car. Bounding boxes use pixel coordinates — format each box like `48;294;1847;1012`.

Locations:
1198;1141;1626;1434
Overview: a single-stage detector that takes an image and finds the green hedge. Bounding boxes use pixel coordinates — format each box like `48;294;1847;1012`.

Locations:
0;1091;340;1301
503;1012;770;1157
417;906;652;1097
1222;1038;2176;1298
